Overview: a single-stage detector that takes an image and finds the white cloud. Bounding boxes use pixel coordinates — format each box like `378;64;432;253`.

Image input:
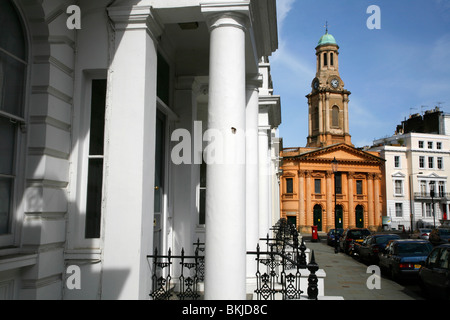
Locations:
276;0;296;33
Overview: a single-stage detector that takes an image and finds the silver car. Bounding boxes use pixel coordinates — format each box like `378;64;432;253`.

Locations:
411;228;432;240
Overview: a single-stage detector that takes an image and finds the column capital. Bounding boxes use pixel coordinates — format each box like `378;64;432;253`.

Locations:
201;1;251;31
107;5;163;40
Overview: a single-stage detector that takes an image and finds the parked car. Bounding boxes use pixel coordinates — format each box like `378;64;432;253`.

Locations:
419;244;450;299
410;228;432;240
429;228;450;246
379;239;433;281
358;234;401;264
327;228;344;246
339;228;371;254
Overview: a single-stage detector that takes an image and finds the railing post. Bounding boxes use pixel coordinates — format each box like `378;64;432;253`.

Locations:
307;250;319;300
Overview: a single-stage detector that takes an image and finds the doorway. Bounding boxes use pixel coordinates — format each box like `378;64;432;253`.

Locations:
313;205;323;231
335;205;343;229
355;205;364;228
287;215;297;229
154;110;166;254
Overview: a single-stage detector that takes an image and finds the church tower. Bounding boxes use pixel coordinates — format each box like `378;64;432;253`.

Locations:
306;29;352;147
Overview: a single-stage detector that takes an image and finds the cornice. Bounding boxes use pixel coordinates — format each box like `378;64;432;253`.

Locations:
107;5;164;41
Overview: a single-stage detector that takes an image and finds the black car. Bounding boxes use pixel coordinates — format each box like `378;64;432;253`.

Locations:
419;244;450;299
358;234;401;264
379;239;433;281
429;228;450;246
339;228;371;254
327;228;344;246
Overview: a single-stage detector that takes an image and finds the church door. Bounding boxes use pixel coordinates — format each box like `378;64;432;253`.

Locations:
335;205;343;229
355;205;364;228
313;205;322;231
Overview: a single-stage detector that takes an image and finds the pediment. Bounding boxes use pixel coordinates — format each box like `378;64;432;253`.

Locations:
298;143;384;164
391;171;406;178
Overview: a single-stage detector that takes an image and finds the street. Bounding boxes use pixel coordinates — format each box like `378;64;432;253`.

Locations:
305;239;426;300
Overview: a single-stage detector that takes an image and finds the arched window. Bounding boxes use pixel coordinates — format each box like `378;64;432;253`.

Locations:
332;105;339;128
330;52;334;66
323;52;328;66
0;1;27;236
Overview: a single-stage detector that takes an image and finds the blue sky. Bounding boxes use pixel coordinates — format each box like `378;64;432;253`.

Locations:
271;0;450;148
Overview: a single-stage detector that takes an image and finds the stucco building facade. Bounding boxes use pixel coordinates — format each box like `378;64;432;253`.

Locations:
0;0;281;300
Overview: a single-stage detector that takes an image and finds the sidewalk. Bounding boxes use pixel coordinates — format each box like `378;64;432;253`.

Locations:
304;238;423;300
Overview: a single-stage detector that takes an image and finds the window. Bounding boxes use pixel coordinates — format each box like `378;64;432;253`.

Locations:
323;52;328;66
286;178;293;194
356;180;363;195
0;1;27;238
419;141;424;148
419;156;425;168
438;248;449;269
314;179;321;194
330;52;334;66
85;80;107;239
394;156;400;168
420;180;427;196
157;51;170;106
425;203;432;217
428;157;434;169
438;181;445;197
395;203;403;217
437;142;442;150
335;173;342;194
332;106;339;127
199;160;206;225
437;157;443;170
394;180;403;196
428;141;433;149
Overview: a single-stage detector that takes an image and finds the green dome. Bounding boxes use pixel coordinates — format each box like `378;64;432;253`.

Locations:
318;32;337;46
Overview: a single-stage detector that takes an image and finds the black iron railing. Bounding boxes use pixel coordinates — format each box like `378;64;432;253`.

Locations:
147;240;204;300
247;218;319;300
147;219;320;300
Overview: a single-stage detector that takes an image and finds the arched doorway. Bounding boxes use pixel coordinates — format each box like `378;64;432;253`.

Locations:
335;205;343;229
355;205;364;228
313;204;323;231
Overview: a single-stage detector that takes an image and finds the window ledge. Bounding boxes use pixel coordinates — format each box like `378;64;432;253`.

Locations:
0;252;37;273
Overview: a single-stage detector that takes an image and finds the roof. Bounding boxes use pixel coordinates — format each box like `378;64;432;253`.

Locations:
318;32;337;46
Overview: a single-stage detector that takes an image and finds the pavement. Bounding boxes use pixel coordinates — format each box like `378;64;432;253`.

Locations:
303;235;425;300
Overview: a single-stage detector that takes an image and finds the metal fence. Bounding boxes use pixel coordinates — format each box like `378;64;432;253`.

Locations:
247;219;319;300
147;219;319;300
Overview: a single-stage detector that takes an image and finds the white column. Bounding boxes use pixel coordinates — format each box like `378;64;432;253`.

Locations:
101;6;161;300
246;75;261;281
203;11;248;300
259;127;271;239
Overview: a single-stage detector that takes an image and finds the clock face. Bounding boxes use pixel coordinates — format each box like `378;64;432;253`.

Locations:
331;78;339;88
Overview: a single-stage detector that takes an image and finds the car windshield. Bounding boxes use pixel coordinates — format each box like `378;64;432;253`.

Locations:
439;229;450;235
348;230;370;238
420;229;431;233
375;235;399;244
397;242;433;256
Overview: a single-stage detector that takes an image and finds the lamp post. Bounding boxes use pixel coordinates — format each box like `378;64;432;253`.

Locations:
430;181;436;229
331;157;339;254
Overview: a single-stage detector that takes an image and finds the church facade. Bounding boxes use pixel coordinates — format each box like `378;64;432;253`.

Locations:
280;31;386;234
